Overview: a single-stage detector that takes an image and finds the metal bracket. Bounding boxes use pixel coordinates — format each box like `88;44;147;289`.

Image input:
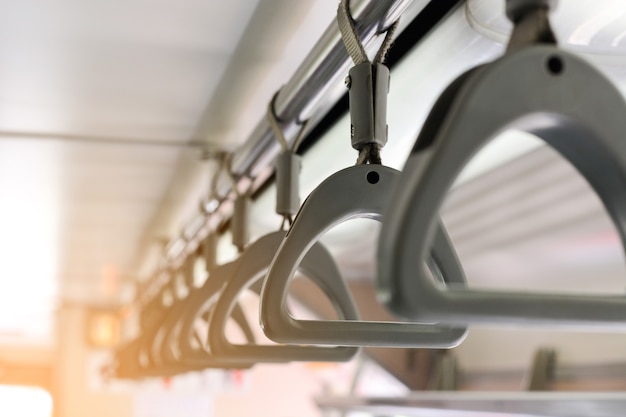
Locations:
261;164;467;348
378;46;626;326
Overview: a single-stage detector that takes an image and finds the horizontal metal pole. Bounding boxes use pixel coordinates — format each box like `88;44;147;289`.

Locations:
139;0;432;302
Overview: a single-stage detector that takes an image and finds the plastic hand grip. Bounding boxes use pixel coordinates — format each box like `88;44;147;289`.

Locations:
176;261;256;365
378;46;626;327
208;230;359;362
261;164;467;347
113;337;251;379
119;261;257;376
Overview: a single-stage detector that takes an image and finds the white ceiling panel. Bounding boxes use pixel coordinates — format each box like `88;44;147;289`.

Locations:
0;0;257;141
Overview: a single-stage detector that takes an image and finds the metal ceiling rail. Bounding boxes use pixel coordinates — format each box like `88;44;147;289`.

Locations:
137;0;435;301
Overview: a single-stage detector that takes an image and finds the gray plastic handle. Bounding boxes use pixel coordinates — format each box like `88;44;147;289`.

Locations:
116;259;259;376
176;261;258;364
118;261;258;376
162;300;255;369
113;337;251;379
378;46;626;327
121;340;253;379
260;164;467;347
208;230;359;362
152;294;255;371
129;301;255;375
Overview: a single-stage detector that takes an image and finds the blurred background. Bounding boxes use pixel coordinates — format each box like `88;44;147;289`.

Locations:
2;0;626;416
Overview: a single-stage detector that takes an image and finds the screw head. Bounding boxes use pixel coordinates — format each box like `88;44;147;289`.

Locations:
344;75;351;89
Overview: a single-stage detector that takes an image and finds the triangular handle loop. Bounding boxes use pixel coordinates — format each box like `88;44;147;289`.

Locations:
379;46;626;327
208;231;359;362
261;164;467;347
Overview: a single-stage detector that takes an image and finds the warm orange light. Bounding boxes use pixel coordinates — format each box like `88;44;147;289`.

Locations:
87;311;121;348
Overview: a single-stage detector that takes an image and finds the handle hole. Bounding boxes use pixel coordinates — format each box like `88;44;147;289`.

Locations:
546;55;563;75
367;171;380;184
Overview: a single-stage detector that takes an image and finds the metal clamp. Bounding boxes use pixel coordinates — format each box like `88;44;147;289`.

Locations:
208;230;359;362
231;195;250;252
347;62;389;153
275;151;301;220
261;164;467;348
378;46;626;327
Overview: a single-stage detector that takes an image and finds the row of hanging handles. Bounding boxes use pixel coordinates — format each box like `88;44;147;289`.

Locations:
112;0;626;378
